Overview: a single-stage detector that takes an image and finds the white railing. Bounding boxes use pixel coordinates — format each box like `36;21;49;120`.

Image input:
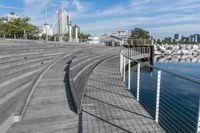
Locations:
120;47;200;133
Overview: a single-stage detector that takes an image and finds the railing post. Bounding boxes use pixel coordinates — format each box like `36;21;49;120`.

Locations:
123;56;126;82
155;70;161;123
196;97;200;133
120;53;122;77
128;59;131;90
150;46;154;65
119;53;122;75
137;63;140;101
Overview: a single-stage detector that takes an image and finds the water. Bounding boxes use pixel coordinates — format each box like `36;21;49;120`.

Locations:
155;55;200;80
126;56;200;133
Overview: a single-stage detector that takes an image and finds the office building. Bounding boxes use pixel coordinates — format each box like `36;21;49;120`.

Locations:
57;9;70;35
174;34;182;41
181;36;189;42
189;34;200;43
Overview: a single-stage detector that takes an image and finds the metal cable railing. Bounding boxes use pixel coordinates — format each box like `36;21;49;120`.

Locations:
120;47;200;133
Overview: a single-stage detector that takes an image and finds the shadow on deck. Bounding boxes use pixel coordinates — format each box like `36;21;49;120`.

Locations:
64;62;76;113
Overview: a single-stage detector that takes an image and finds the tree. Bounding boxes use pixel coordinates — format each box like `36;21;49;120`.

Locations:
0;17;39;39
62;32;90;42
0;21;7;37
129;28;150;39
128;28;151;45
78;33;90;42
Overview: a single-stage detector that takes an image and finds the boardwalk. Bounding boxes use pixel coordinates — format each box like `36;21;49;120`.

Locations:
81;56;164;133
0;41;164;133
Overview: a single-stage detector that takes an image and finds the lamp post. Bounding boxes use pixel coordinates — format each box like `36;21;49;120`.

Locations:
69;24;72;42
45;5;49;43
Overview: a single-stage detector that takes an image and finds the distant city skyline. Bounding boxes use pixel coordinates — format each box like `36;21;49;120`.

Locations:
0;0;200;38
166;33;200;43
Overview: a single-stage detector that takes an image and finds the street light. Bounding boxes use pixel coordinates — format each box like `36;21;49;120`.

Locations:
45;4;49;43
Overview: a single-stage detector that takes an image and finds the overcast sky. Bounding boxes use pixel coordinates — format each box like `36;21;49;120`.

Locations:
0;0;200;38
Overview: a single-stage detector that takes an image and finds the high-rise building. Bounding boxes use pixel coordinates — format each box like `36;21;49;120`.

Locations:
57;9;70;35
174;34;182;41
189;35;195;42
194;34;200;42
181;36;189;42
189;34;200;42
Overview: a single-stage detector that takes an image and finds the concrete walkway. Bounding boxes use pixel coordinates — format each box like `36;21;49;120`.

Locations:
81;57;165;133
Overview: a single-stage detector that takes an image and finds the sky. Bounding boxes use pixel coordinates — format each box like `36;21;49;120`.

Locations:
0;0;200;38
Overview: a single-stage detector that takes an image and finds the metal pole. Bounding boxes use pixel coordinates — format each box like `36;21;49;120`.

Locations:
75;26;78;42
155;70;161;123
123;56;126;82
69;25;72;42
196;97;200;133
137;63;140;101
45;6;48;43
128;59;131;90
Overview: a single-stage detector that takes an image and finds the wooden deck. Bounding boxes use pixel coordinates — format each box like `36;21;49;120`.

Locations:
81;56;164;133
6;48;164;133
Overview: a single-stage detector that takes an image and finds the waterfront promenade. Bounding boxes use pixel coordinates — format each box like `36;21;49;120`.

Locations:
0;40;164;133
81;57;164;132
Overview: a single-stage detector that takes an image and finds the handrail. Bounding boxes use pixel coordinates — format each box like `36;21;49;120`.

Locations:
121;49;200;85
120;47;200;133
